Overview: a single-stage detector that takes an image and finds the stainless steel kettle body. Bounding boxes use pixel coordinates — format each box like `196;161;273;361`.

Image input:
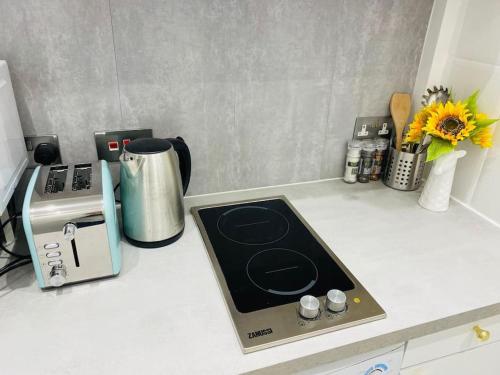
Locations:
119;137;191;248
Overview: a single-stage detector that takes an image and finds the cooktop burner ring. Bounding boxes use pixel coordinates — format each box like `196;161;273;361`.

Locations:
246;248;318;296
217;206;290;246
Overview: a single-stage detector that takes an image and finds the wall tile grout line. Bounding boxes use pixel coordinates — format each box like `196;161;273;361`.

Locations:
107;0;124;125
321;56;338;179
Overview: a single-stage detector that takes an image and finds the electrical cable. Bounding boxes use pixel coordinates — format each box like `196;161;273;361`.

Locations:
114;183;121;204
1;214;31;259
0;212;33;277
0;258;32;277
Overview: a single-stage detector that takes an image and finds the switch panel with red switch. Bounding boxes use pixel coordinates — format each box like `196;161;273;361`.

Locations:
108;141;119;151
94;129;153;162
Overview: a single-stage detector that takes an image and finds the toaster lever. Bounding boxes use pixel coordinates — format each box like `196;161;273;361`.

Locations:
63;222;81;267
63;223;77;241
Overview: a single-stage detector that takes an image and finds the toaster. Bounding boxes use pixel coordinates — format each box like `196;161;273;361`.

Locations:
23;160;121;288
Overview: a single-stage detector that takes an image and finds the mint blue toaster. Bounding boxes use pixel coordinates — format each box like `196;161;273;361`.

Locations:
23;160;121;288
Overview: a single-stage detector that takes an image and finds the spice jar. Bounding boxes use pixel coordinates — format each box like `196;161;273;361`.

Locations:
370;138;389;181
358;141;376;183
343;140;362;183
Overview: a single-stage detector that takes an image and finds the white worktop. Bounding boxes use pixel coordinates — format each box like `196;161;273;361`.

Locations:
1;179;500;375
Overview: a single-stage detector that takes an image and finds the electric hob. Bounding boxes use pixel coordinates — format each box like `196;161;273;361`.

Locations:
191;196;385;353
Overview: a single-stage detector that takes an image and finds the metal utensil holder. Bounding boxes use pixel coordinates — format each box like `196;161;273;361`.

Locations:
383;148;426;191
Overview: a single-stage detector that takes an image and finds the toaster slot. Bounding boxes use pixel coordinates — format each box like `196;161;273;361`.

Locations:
72;163;92;191
71;239;80;267
44;166;68;193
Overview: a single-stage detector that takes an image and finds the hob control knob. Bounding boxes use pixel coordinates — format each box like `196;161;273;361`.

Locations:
326;289;347;312
49;264;67;287
299;295;320;319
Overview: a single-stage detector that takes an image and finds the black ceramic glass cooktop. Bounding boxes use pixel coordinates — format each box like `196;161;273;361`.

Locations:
197;198;354;313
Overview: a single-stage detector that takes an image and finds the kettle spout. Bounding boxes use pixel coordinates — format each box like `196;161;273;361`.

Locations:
119;153;144;178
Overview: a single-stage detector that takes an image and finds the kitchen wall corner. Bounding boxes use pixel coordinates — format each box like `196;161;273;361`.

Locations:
413;0;500;225
0;0;433;195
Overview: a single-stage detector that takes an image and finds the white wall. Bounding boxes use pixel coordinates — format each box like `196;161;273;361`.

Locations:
414;0;500;224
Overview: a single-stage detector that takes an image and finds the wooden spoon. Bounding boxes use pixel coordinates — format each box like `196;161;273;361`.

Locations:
390;92;412;151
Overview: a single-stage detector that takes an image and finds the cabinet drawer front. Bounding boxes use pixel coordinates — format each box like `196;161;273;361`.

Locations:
297;344;405;375
401;340;500;375
402;313;500;368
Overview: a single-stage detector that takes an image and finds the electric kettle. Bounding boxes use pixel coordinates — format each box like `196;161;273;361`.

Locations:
119;137;191;248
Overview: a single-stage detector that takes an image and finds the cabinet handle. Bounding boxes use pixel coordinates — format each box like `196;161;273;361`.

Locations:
473;325;490;342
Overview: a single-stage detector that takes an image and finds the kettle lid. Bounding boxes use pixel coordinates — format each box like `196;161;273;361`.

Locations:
124;138;172;154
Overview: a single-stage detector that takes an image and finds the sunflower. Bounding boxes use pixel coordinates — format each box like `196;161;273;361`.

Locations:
423;101;476;145
405;103;438;143
475;112;488;122
471;127;493;148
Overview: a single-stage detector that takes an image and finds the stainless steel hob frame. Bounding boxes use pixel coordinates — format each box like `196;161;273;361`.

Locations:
191;196;385;353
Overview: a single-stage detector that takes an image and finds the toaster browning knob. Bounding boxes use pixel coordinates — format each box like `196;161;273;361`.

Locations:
326;289;347;312
63;223;77;241
299;295;320;319
49;264;67;287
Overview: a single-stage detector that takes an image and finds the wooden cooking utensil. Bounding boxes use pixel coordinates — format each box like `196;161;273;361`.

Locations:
390;92;412;151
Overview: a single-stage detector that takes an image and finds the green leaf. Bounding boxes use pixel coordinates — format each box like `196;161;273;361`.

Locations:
464;90;480;115
426;137;456;162
475;118;499;128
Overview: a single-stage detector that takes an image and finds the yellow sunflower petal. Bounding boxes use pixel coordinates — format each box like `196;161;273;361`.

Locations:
471;127;493;148
405;104;438;143
475;112;488;121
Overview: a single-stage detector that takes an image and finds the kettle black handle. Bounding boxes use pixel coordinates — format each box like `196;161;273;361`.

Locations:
166;137;191;195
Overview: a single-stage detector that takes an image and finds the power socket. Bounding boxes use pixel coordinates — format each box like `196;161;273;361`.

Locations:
24;135;62;168
352;116;393;141
94;129;153;162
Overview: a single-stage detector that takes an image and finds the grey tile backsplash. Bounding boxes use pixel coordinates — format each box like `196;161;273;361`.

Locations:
0;0;433;195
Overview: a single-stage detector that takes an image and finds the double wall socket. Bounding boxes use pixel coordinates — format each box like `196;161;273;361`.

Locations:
94;129;153;162
24;135;62;168
352;116;393;142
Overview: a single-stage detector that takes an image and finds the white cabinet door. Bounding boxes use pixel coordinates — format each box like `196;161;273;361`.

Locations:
297;344;404;375
401;340;500;375
403;314;500;368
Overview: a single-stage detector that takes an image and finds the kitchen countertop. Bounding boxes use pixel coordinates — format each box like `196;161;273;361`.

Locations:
2;179;500;374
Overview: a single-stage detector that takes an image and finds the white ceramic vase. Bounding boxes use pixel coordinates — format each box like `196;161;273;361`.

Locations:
418;150;467;212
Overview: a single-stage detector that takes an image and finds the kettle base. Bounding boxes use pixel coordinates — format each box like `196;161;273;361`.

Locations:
125;228;184;249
